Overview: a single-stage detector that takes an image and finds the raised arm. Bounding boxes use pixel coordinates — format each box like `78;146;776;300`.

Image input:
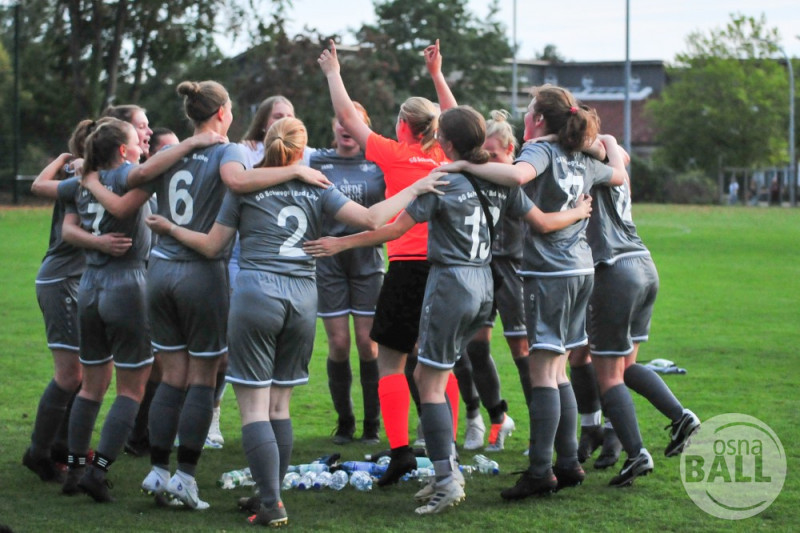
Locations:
80;171;153;219
318;40;373;150
126;131;228;188
31;153;72;199
524;194;592;234
425;39;457;111
146;214;236;258
436;159;537;187
224;163;331;195
61;213;133;255
303;211;417;258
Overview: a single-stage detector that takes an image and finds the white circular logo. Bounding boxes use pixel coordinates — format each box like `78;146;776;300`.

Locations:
680;413;786;520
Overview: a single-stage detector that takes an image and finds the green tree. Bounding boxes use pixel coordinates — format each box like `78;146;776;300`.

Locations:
648;14;789;177
355;0;512;126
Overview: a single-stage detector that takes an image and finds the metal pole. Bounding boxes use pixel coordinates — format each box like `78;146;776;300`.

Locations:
511;0;518;119
623;0;632;158
12;1;20;205
764;41;796;207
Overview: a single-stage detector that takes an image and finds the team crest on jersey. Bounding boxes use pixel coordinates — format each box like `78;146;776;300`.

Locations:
339;180;366;205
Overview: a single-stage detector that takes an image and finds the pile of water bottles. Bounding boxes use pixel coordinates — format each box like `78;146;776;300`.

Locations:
218;450;501;492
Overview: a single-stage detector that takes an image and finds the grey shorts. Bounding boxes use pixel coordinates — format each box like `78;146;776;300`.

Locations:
147;257;229;357
316;248;383;317
417;265;494;370
524;274;593;354
78;266;153;368
589;255;659;356
484;257;526;337
226;270;317;388
36;276;81;351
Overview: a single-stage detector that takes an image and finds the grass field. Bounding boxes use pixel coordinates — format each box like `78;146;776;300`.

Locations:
0;204;797;532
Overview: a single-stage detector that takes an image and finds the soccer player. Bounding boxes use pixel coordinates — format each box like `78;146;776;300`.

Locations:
436;86;628;500
310;103;386;445
305;105;593;514
62;117;222;502
146;116;443;526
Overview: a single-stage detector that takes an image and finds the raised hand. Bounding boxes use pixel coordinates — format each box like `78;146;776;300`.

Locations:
318;39;341;76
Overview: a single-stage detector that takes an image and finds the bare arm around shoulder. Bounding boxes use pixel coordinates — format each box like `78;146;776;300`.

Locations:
524;194;592;234
126;131;228;188
333;172;446;230
318;40;373;151
436;159;536;187
80;171;153;220
61;213;133;255
146;214;236;258
425;39;457;111
31;153;73;199
303;210;417;258
224;162;332;195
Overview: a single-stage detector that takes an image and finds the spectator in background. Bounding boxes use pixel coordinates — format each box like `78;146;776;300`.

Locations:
728;178;739;205
769;177;780;206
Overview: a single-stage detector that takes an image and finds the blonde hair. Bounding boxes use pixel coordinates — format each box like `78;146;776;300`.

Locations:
531;84;598;153
485;109;518;152
259;117;307;168
398;97;439;153
176;80;229;126
242;95;294;142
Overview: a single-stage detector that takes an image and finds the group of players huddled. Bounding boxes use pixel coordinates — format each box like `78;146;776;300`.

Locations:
22;39;699;526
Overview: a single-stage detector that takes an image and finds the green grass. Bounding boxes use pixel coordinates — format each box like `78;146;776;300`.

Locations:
1;204;798;532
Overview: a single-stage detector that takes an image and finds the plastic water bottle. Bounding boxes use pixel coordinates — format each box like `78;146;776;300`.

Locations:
217;467;254;489
350;470;373;491
329;470;349;490
473;454;500;475
281;472;301;490
288;463;329;474
339;461;387;476
297;471;317;490
313;471;333;489
416;456;433;469
312;453;341;466
459;464;476;477
376;455;391;467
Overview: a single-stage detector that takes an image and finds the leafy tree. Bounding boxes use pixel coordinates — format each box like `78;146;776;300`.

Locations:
537;44;566;63
355;0;512;126
648;14;789;178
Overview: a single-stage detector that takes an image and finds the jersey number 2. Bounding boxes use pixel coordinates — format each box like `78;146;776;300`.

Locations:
277;206;308;257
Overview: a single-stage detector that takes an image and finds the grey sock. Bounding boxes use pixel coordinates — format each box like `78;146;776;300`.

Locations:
31;379;73;458
453;353;481;416
177;385;214;476
514;356;533;408
270;418;293;483
421;402;453;477
96;395;139;462
624;364;683;421
148;383;185;453
68;396;101;456
359;359;380;424
603;384;643;456
554;382;579;468
327;359;354;422
467;340;503;422
242;421;280;507
528;387;559;476
570;362;601;415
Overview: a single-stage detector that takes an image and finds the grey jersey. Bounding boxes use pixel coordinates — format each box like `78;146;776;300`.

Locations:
492;213;523;260
69;163;151;268
405;173;532;266
586;181;649;265
149;143;248;261
216;181;350;277
37;177;86;281
309;148;385;238
516;142;613;276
